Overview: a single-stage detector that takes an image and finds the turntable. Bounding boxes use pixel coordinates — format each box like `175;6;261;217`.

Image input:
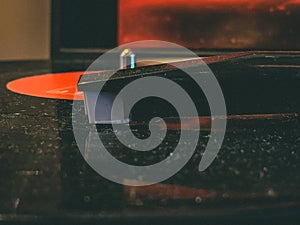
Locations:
1;0;300;224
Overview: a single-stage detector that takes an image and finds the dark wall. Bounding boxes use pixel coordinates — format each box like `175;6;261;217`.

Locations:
51;0;118;71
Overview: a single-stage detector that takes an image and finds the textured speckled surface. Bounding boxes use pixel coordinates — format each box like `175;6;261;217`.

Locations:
0;60;299;224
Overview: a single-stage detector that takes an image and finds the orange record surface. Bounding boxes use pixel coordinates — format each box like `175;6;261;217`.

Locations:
7;72;85;100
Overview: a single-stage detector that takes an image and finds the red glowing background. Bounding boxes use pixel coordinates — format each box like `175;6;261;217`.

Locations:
119;0;300;49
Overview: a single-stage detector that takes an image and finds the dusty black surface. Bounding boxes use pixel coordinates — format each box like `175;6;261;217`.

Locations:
0;60;299;224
